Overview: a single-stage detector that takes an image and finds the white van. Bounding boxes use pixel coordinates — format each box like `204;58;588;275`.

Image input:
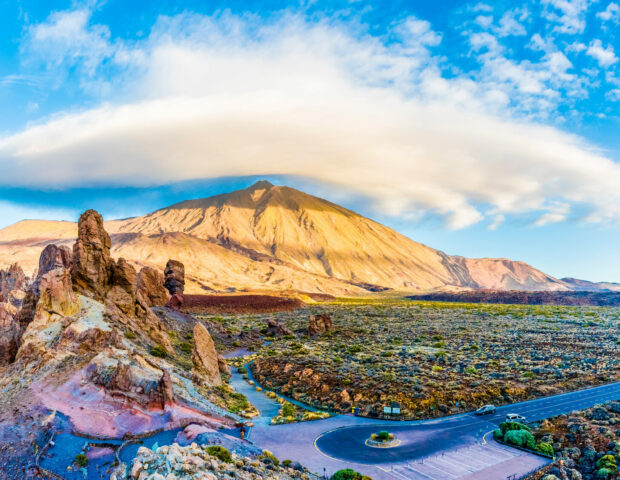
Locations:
505;413;526;423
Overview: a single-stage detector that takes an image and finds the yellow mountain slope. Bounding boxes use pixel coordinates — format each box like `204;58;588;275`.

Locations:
0;181;569;294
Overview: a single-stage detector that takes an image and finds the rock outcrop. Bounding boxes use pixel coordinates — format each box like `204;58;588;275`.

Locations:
18;244;73;332
87;352;176;409
192;323;222;386
0;302;20;365
164;260;185;295
37;267;79;317
137;266;170;307
0;263;25;302
307;314;333;336
71;209;113;300
266;318;293;337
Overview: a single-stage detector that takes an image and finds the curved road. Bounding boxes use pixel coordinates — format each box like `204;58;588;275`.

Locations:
315;381;620;465
230;358;620;480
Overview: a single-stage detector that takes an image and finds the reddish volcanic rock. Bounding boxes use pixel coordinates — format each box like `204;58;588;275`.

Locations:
164;259;185;295
0;302;19;365
0;263;25;302
71;209;113;300
165;292;184;310
137;266;170;307
38;244;72;277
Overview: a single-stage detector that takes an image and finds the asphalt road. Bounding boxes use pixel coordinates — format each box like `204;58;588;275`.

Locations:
315;381;620;465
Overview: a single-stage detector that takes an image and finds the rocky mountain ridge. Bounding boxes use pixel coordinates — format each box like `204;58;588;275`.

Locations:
0;181;613;295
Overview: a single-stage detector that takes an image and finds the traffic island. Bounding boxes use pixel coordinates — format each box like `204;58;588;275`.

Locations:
365;430;401;448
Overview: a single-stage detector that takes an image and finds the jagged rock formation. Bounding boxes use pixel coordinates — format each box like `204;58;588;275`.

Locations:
137;266;170;307
192;323;222;386
266;318;293;337
164;259;185;295
71;209;113;300
0;263;25;302
308;314;333;336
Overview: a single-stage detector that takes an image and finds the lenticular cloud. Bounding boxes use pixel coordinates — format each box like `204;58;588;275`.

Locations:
1;11;619;228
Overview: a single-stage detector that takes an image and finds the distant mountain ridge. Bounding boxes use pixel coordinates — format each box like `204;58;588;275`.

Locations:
0;181;614;295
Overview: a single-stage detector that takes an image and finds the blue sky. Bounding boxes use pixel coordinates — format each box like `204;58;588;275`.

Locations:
0;0;619;282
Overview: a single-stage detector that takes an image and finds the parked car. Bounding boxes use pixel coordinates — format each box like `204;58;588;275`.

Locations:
475;405;496;415
505;413;526;423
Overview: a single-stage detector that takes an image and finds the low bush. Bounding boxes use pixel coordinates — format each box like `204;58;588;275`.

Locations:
493;429;503;441
260;450;280;466
330;469;373;480
504;430;536;450
499;421;531;435
75;454;88;468
376;430;391;441
150;345;167;358
206;446;232;463
535;442;554;456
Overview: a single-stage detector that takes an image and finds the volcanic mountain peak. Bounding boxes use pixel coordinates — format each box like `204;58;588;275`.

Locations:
0;181;597;294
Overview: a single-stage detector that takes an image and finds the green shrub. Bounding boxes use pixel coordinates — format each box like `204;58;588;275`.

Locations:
260;450;279;466
206;446;232;463
179;342;193;353
596;455;617;471
237;366;248;374
493;429;503;441
464;367;477;374
282;403;295;417
376;431;391;441
504;430;535;450
124;330;136;339
330;469;372;480
535;442;554;456
75;454;88;468
499;421;531;435
150;345;167;358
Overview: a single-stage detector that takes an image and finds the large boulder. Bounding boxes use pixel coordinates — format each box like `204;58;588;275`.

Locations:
137;266;170;307
192;323;222;386
308;314;333;336
71;209;113;300
164;260;185;296
87;352;176;409
106;258;139;314
265;318;293;337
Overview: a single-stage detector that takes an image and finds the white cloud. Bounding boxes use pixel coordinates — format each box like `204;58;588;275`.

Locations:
586;39;618;67
542;0;592;34
24;8;112;75
597;2;620;22
1;9;619;230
